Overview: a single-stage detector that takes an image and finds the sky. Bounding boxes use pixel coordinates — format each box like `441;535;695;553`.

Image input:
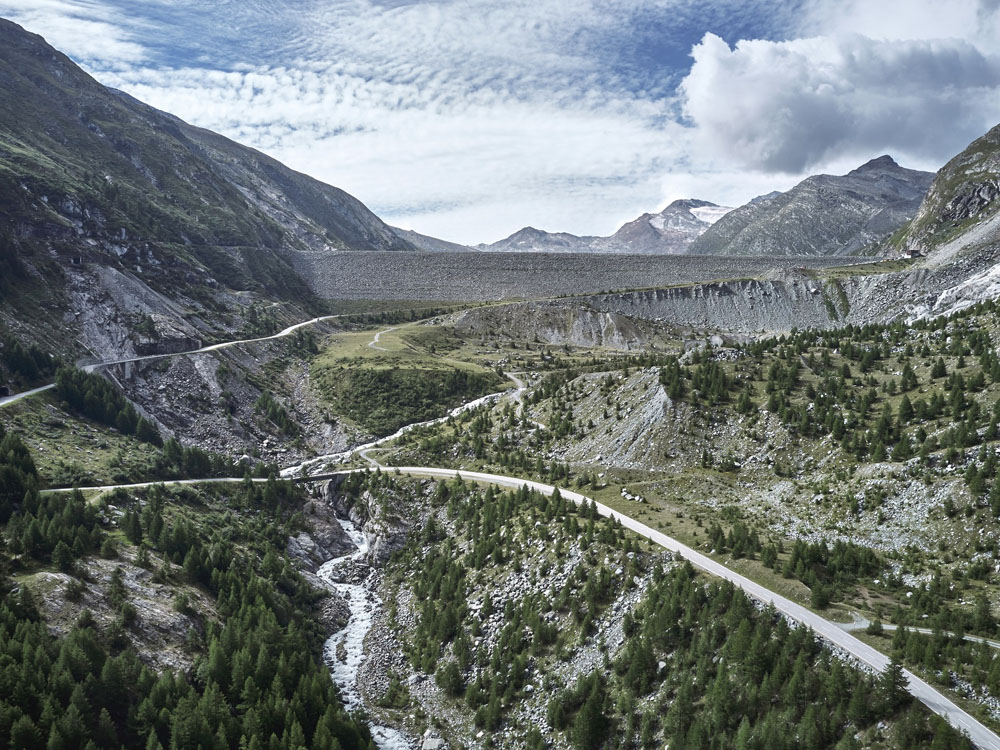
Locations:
2;0;1000;244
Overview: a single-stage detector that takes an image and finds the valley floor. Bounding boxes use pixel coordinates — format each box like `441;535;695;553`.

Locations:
5;295;1000;749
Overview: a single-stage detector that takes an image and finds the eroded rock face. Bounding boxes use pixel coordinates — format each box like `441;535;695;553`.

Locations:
63;265;205;363
368;525;410;566
942;179;1000;225
901;123;1000;256
579;252;1000;335
448;301;669;350
287;500;357;572
321;479;413;565
107;333;356;467
582;276;840;335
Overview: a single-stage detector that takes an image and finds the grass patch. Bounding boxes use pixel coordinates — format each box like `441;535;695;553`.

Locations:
816;257;919;280
0;393;161;486
312;324;506;436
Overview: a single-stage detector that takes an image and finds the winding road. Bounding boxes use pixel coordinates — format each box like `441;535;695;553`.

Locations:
368;327;396;351
0;313;348;409
280;371;528;477
0;383;56;408
370;466;1000;750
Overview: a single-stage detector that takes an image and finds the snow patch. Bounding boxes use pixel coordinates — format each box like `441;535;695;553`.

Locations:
691;205;734;224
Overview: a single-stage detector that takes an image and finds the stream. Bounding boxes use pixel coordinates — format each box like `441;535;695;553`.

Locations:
316;518;414;749
300;376;531;748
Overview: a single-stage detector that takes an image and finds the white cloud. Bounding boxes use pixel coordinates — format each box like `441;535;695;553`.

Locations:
0;0;147;65
680;32;1000;174
800;0;998;44
100;61;684;243
3;0;705;242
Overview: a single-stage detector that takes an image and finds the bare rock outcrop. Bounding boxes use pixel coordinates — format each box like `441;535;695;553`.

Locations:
322;478;413;565
287;500;357;572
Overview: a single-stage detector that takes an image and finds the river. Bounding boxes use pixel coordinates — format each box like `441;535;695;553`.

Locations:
316;518;414;749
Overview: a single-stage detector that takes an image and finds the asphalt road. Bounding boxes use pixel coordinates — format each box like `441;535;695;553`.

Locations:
0;313;349;410
382;466;1000;750
0;383;55;408
77;313;345;370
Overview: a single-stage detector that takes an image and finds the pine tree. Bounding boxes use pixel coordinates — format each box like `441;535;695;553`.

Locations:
571;678;609;750
898;395;914;423
53;540;75;572
879;658;909;712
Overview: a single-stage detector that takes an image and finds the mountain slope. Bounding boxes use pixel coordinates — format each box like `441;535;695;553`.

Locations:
603;198;731;254
479;199;732;254
480;226;599;253
0;17;413;360
0;18;411;255
895;123;1000;263
689;156;934;256
390;227;473;252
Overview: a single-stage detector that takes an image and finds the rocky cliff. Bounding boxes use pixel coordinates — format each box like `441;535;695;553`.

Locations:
895;123;1000;263
448;301;675;350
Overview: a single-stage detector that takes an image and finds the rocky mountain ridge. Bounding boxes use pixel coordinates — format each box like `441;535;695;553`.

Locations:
0;17;412;360
479;198;732;254
895;123;1000;263
689;155;935;256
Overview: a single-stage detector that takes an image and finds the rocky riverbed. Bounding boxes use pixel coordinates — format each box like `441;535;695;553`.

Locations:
317;517;415;749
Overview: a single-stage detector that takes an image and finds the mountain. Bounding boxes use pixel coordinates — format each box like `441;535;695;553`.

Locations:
391;227;473;252
688;156;934;256
0;19;411;257
894;123;1000;263
0;18;413;357
479;225;599;253
479;199;732;254
604;199;733;254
